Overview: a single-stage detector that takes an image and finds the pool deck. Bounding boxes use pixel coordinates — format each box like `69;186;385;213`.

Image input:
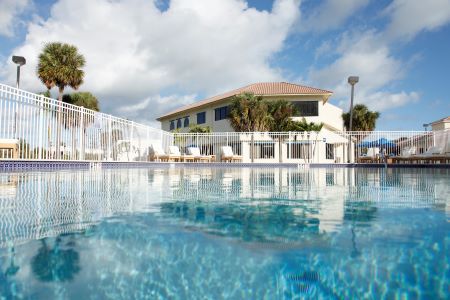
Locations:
1;160;449;171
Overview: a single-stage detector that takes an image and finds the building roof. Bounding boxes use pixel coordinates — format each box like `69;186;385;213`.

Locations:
431;116;450;125
157;82;333;121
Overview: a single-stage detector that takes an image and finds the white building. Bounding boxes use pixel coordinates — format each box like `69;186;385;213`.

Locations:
157;82;344;133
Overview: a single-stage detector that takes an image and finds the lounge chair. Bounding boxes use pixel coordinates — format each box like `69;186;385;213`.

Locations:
0;139;19;159
408;145;443;164
187;147;215;162
167;146;184;162
221;146;242;162
391;146;416;164
149;144;169;161
357;148;379;163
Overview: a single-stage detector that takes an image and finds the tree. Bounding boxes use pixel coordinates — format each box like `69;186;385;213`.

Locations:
62;92;100;158
267;99;297;132
37;42;86;158
342;104;380;132
287;118;323;132
228;92;271;132
189;124;211;133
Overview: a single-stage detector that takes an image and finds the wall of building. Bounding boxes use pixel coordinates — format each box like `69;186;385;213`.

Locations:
160;95;344;133
431;121;450;131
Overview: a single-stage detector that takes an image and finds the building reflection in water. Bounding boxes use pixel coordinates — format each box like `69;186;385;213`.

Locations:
0;167;447;249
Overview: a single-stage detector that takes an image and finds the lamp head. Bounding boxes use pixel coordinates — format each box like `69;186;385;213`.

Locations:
348;76;359;85
12;56;26;66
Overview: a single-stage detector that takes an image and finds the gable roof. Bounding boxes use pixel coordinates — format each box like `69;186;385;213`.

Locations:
157;82;333;121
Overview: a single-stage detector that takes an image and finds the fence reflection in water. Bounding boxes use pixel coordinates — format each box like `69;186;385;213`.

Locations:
0;167;447;248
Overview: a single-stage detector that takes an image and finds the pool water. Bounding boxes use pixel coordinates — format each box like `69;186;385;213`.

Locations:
0;167;448;299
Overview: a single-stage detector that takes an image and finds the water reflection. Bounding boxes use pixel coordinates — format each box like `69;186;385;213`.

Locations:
31;236;80;282
0;168;448;248
0;167;448;298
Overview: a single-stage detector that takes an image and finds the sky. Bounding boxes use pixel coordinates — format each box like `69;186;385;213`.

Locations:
0;0;449;130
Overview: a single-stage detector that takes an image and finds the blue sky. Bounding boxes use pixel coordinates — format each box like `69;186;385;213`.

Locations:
0;0;449;129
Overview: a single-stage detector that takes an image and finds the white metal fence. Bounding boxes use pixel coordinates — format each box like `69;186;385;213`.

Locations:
172;130;449;164
0;83;448;164
0;83;173;161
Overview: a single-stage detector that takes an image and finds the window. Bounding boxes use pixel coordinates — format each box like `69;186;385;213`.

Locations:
184;116;189;127
215;106;229;121
293;101;318;117
177;118;182;129
197;112;206;124
170;120;175;130
326;143;334;160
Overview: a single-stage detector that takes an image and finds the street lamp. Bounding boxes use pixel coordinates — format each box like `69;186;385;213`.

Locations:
347;76;359;163
12;56;26;89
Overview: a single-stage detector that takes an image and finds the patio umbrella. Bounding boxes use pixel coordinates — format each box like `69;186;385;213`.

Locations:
376;138;396;148
358;138;396;148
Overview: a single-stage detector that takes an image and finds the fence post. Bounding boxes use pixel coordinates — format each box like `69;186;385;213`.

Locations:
251;132;254;163
278;134;283;163
38;95;44;160
108;117;112;161
79;107;85;161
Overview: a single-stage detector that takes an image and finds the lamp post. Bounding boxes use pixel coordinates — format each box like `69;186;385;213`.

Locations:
12;56;26;89
347;76;359;163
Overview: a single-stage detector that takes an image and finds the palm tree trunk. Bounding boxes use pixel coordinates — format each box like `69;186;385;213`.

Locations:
56;87;64;159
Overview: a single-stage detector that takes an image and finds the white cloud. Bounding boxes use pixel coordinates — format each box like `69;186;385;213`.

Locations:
300;0;369;32
0;0;29;37
118;93;197;126
309;30;412;111
384;0;450;40
0;0;300;122
338;91;419;112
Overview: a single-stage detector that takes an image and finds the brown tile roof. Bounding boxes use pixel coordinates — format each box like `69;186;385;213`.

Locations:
157;82;333;120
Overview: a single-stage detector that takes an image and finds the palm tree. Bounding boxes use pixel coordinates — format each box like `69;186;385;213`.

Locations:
342;104;380;132
189;124;211;133
229;92;271;132
267;99;297;132
37;42;86;159
287;118;323;132
62;92;100;158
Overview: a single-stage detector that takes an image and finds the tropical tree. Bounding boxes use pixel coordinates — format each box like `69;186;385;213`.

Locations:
287;118;323;132
189;124;211;133
267;99;297;132
229;92;271;132
62;92;100;158
342;104;380;132
37;42;86;158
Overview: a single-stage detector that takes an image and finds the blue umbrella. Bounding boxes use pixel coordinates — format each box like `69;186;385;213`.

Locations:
377;138;396;148
358;138;396;148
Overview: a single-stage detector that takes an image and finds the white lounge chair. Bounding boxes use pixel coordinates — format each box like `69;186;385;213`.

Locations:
149;144;170;161
409;145;443;164
167;146;184;162
187;147;214;162
358;147;379;163
391;146;416;163
221;146;242;162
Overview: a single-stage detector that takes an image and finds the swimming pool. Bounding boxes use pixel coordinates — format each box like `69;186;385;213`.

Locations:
0;167;448;299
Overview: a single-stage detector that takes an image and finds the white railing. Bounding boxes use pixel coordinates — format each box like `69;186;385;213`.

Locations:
172;130;449;164
0;83;173;161
0;83;448;164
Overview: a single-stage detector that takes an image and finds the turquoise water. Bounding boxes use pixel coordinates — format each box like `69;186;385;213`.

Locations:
0;167;448;299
